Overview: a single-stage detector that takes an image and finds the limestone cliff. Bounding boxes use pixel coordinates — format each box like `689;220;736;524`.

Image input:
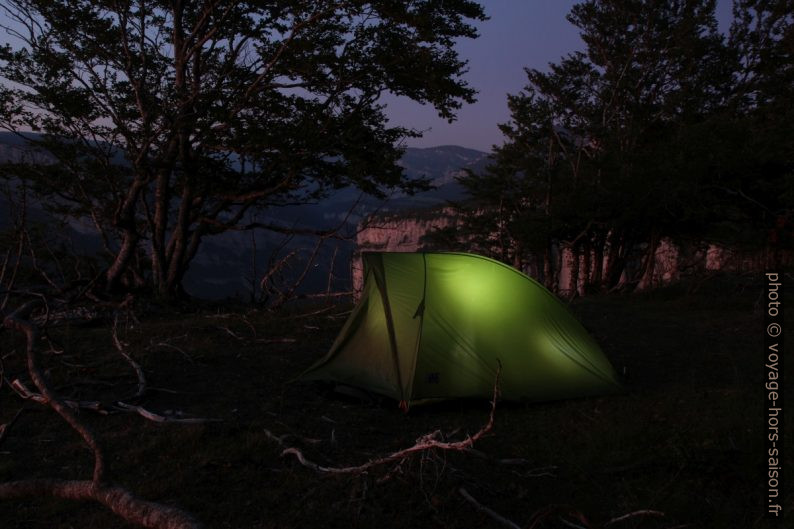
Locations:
352;208;790;297
352;208;457;293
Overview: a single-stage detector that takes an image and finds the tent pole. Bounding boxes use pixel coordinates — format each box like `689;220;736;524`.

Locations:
371;254;407;408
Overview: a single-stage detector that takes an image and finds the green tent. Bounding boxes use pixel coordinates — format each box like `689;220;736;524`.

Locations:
302;252;621;408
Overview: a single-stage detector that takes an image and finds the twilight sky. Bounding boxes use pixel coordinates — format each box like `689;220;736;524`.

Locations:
387;0;736;153
0;1;735;154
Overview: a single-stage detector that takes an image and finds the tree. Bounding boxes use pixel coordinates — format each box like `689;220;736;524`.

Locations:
722;0;794;259
0;0;486;298
438;0;745;294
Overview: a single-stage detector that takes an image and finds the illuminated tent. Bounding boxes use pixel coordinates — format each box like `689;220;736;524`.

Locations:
301;252;621;408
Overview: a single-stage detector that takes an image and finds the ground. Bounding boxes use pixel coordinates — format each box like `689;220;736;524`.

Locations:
0;273;791;528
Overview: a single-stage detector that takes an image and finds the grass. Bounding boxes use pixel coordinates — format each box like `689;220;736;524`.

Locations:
0;273;791;528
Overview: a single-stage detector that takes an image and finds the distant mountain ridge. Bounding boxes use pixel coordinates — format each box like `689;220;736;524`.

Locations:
0;133;487;298
185;145;488;298
399;144;489;184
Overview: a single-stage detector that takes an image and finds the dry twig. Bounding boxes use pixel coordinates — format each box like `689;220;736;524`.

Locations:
9;378;106;412
113;314;147;400
147;337;194;364
267;365;501;475
114;402;222;424
459;487;522;529
526;505;594;529
1;301;202;529
604;509;665;526
0;408;24;446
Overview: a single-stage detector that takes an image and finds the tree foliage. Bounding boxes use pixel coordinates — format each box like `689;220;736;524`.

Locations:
434;0;792;293
0;0;486;298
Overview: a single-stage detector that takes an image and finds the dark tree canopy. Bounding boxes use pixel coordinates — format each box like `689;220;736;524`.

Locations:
432;0;792;294
0;0;486;298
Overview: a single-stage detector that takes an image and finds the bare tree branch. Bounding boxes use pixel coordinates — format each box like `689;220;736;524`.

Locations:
266;364;501;474
459;487;522;529
0;301;203;528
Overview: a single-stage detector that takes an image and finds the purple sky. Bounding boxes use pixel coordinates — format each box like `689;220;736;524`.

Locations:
387;0;735;153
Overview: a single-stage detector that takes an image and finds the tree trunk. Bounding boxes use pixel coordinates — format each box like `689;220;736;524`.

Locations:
592;234;604;288
543;246;553;290
106;230;140;292
568;243;580;299
554;242;563;294
532;252;543;284
580;241;591;297
636;231;660;291
105;178;147;292
164;187;193;297
151;170;171;293
603;230;626;290
512;240;522;271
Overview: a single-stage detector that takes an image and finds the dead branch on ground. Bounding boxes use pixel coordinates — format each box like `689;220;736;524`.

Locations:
145;334;195;364
114;402;222;424
524;504;666;529
604;509;665;526
259;249;298;303
459;487;522;529
113;313;146;400
265;365;501;475
458;485;667;529
0;408;23;447
212;322;294;345
9;377;106;412
0;301;202;529
269;237;325;310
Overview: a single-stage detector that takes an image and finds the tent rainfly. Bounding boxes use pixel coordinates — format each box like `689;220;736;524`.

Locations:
301;252;621;408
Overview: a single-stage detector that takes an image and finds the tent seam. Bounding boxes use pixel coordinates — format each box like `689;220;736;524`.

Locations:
372;254;407;405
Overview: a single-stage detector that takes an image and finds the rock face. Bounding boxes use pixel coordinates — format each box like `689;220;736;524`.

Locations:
353;209;792;298
352;208;457;293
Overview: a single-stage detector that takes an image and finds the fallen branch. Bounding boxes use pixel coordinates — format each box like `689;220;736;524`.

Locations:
1;301;202;529
10;378;106;413
0;408;24;446
147;340;195;365
239;314;257;337
114;402;222;424
4;301;106;483
113;314;146;400
217;325;245;341
459;487;521;529
267;365;501;475
0;479;201;529
462;447;531;466
294;290;354;300
559;518;589;529
527;505;594;529
461;448;558;478
263;430;323;446
255;337;297;344
259;249;299;296
604;509;665;526
459;490;665;529
10;378;211;424
9;378;48;404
